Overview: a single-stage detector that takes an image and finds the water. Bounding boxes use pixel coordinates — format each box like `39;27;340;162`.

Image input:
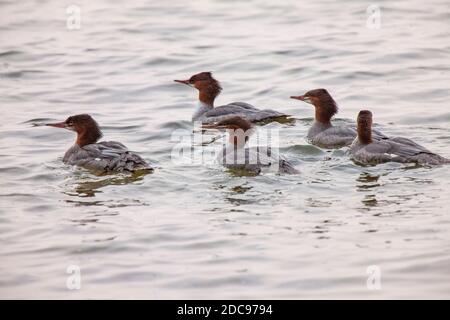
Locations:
1;0;450;299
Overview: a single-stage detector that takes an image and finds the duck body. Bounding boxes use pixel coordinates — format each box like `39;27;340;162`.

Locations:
63;141;152;173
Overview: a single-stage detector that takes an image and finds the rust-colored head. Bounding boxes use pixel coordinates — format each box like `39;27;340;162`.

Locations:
174;72;222;107
291;88;338;124
202;116;253;146
46;114;102;147
357;110;373;144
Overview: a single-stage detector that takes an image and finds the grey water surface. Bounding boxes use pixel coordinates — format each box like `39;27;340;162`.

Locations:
1;0;450;299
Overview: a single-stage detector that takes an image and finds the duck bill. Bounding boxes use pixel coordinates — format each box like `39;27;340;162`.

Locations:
290;95;305;101
174;79;190;85
45;121;66;128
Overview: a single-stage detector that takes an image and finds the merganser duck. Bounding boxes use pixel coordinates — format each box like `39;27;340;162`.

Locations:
350;110;450;165
290;89;387;148
45;114;152;173
202;116;298;174
174;72;288;124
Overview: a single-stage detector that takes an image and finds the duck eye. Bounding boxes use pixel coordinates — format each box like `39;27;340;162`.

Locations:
67;121;74;126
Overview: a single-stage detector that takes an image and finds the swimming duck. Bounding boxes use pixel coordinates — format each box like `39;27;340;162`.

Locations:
291;89;387;148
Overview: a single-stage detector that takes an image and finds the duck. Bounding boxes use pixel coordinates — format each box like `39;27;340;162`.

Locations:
202;116;299;174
